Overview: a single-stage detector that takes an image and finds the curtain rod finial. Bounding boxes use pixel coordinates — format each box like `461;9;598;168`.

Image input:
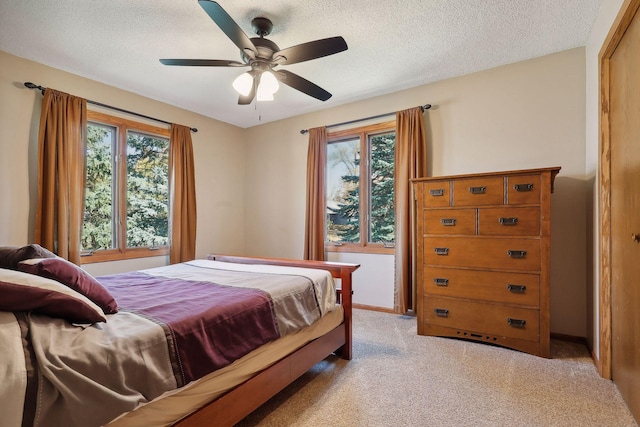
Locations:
24;81;46;94
300;129;309;135
421;104;432;111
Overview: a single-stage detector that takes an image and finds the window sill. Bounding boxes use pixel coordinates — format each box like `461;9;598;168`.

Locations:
80;247;169;264
325;244;395;255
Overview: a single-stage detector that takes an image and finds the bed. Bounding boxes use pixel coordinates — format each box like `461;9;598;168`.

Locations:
0;246;359;427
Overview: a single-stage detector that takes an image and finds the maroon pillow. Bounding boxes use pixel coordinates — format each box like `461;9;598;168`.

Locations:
0;269;106;324
0;244;57;270
18;257;118;314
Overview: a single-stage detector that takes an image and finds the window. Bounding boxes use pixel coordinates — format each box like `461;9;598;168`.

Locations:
81;111;170;262
325;121;396;254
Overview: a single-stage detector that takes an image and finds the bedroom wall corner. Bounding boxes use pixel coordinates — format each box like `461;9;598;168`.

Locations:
0;51;40;245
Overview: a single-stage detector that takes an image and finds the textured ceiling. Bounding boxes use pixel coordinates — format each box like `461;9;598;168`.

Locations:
0;0;602;128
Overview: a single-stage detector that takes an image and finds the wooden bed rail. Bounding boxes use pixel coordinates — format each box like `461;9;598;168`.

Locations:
206;254;359;279
174;255;360;426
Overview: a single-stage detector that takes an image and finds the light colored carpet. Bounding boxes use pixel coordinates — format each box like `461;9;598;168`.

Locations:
237;309;637;427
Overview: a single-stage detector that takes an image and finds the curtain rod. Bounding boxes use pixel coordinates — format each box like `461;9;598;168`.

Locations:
299;104;431;135
24;82;198;133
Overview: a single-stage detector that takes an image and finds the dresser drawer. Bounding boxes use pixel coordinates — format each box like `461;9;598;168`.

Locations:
423;267;540;307
507;174;541;205
423;237;541;271
421;181;450;207
424;297;540;342
453;177;504;206
424;209;475;235
478;207;541;236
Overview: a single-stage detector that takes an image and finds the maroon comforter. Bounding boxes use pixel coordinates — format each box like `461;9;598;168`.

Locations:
100;271;280;385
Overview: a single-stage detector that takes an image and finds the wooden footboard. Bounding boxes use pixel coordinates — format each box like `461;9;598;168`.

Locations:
172;255;359;427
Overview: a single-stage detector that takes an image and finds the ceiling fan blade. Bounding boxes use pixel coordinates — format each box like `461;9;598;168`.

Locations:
160;59;247;67
198;0;257;57
276;70;332;101
274;36;348;65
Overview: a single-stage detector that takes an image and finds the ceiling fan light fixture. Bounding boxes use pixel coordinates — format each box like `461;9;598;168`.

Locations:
259;70;279;94
161;2;347;104
232;72;253;96
256;71;279;101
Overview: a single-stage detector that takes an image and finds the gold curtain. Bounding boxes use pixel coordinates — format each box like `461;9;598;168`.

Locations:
169;124;197;263
394;107;427;313
304;127;328;261
35;88;87;264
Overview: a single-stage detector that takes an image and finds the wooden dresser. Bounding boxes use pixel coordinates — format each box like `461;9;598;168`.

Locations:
412;167;560;357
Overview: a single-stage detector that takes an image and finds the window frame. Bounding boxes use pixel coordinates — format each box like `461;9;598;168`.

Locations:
325;120;396;255
81;110;170;264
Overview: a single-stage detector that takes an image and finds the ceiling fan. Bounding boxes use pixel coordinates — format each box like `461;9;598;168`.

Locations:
160;0;348;105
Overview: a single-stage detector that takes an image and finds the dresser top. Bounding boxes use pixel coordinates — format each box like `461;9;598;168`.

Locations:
411;166;561;184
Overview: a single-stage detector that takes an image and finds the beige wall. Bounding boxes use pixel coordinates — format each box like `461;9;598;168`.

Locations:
245;48;588;337
1;46;592;337
0;50;247;274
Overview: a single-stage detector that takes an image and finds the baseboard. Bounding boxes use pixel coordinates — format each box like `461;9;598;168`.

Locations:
550;333;603;374
353;303;395;314
591;347;602;375
550;332;588;345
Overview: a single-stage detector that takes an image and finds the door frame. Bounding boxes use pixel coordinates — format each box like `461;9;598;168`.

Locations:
599;0;640;379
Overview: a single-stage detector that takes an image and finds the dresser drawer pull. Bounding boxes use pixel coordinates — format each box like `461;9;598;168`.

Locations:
430;189;445;196
440;218;456;226
433;278;449;286
499;217;519;226
469;186;486;194
507;250;527;259
506;284;527;293
514;183;534;192
507;318;527;328
434;247;449;255
434;308;449;318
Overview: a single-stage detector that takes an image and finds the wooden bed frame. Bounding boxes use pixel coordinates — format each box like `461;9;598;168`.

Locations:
172;254;360;427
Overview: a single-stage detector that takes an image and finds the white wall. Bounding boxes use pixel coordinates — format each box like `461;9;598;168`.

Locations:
244;48;589;336
584;0;626;358
0;50;248;272
327;253;395;309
